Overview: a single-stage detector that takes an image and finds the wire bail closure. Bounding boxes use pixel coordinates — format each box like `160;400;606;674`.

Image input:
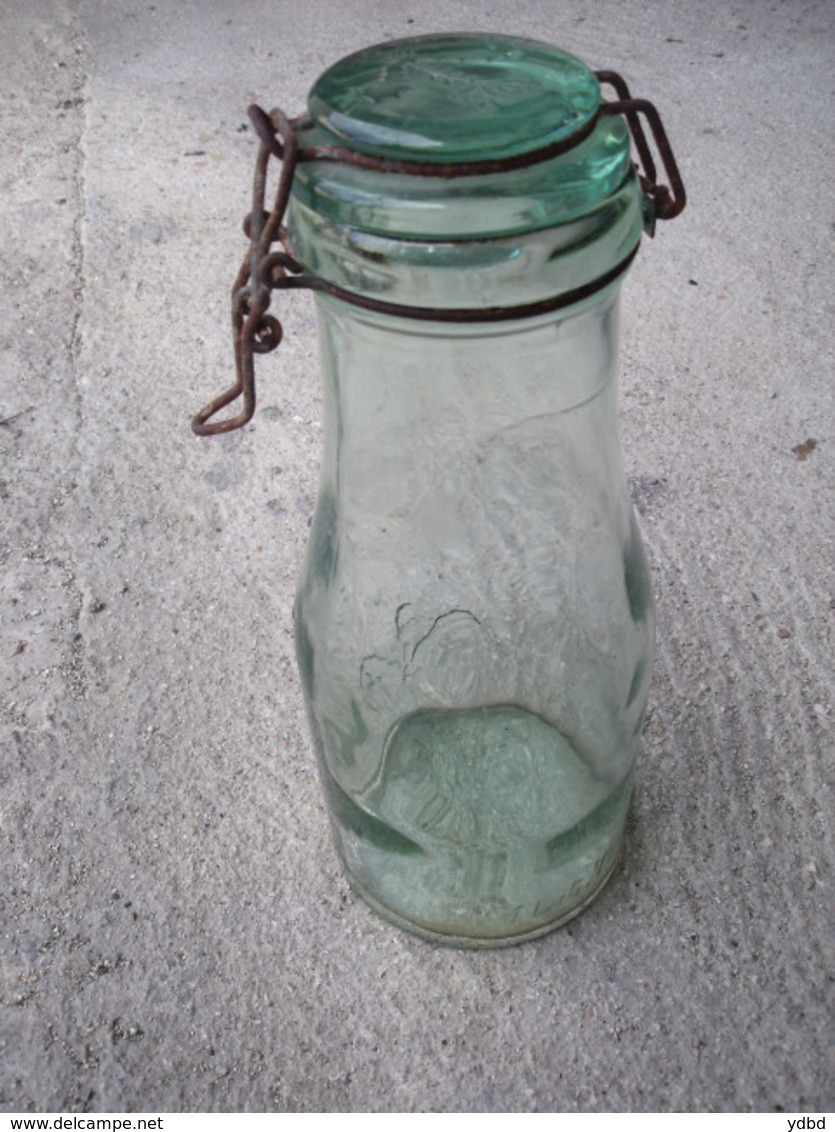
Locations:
192;72;686;437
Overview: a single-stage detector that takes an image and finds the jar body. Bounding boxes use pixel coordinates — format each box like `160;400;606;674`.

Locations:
293;284;654;945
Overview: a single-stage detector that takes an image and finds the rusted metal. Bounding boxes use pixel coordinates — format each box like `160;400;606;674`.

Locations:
247;99;603;180
277;115;602;180
596;71;687;223
192;106;298;435
192;72;686;437
265;242;640;324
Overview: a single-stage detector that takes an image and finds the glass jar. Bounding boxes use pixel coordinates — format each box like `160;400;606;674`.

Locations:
194;33;685;946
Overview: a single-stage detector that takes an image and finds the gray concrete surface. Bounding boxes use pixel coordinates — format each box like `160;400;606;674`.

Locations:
1;0;832;1114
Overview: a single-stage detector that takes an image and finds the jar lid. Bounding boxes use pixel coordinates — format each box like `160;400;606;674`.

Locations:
291;34;635;240
307;33;600;165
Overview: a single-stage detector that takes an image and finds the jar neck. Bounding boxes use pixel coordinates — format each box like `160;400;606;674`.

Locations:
287;173;643;314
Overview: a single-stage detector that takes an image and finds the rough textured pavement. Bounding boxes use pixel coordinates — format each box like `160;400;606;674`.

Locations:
1;0;833;1114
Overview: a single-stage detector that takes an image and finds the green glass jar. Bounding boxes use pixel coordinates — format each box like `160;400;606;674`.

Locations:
195;33;686;945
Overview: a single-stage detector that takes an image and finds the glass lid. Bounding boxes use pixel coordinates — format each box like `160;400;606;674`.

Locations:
307;33;601;164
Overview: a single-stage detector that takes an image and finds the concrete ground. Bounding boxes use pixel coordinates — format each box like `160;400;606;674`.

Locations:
1;0;832;1114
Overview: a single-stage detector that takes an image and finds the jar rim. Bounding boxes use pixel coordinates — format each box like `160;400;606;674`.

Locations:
293;34;634;240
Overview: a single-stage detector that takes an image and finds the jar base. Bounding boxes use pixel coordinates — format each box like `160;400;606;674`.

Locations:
340;843;623;948
322;721;634;946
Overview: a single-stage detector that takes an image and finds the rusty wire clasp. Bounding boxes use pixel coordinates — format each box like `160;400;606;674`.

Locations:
192;73;686;437
192;106;301;436
596;71;686;231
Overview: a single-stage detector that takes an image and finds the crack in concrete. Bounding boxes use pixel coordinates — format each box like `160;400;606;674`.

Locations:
67;16;90;473
0;11;98;735
50;14;93;704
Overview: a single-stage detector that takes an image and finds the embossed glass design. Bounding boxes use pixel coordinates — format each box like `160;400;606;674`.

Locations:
290;34;655;945
294;287;654;945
